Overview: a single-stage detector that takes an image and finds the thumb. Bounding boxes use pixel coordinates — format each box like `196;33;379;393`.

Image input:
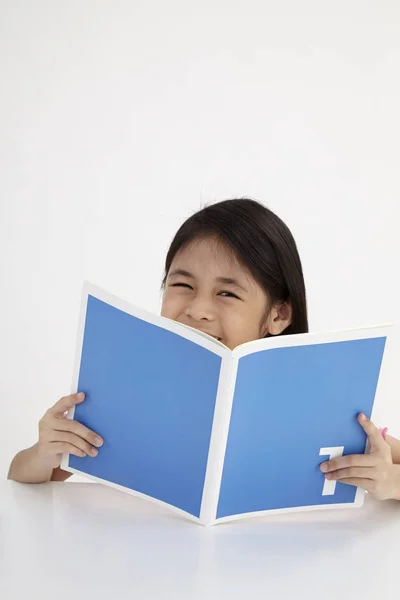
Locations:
49;392;85;417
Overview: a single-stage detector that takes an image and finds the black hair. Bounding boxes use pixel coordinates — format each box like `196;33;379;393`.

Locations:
162;198;308;336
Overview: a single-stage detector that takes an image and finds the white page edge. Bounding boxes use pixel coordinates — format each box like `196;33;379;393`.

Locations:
61;466;201;524
199;356;238;527
214;487;365;525
60;282;90;470
233;324;395;359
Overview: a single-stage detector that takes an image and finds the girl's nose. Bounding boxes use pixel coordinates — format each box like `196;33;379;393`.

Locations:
184;296;216;322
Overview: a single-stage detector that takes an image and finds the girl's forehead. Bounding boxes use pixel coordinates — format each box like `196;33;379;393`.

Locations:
170;237;255;284
172;237;239;271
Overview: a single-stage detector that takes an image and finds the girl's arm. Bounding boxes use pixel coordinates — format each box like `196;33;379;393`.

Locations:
8;443;62;483
8;444;73;483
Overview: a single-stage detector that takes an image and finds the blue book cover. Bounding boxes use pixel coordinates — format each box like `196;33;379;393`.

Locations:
61;282;391;525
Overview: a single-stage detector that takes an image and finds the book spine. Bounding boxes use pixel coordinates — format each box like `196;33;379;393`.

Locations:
199;354;239;526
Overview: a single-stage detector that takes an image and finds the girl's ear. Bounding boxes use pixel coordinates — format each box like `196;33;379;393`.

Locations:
261;301;293;337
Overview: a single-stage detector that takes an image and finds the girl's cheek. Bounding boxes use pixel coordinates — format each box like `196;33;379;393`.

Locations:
160;296;177;319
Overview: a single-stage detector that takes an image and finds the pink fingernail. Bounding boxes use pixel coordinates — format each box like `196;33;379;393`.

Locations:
380;427;388;441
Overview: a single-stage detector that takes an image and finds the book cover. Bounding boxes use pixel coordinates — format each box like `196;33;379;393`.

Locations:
61;282;391;525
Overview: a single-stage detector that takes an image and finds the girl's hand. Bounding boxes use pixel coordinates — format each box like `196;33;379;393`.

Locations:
320;413;400;501
37;393;103;469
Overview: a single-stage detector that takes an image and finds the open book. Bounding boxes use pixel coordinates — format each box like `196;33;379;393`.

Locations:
61;282;392;525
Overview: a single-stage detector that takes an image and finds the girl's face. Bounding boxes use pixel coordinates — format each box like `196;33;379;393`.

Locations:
161;237;292;350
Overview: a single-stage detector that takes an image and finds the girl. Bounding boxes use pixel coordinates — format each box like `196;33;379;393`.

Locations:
8;198;400;500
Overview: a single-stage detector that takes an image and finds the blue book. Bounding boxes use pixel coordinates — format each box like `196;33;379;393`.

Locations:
61;282;392;525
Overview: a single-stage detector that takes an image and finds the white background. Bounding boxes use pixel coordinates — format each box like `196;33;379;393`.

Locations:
1;1;399;478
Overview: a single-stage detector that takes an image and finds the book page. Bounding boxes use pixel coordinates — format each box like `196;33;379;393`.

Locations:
61;282;227;520
216;331;389;523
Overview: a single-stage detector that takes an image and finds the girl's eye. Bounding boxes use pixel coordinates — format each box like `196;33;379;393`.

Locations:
219;291;240;299
170;284;240;299
171;283;193;290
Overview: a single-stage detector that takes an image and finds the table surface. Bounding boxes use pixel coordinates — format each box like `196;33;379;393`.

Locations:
1;480;400;600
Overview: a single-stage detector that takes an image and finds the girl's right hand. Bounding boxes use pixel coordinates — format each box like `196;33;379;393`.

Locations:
37;392;103;469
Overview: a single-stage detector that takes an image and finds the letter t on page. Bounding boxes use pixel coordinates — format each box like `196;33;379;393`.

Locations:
319;447;344;496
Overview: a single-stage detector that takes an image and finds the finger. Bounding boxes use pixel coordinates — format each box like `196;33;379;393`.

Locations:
48;393;85;416
325;467;375;481
336;477;377;493
320;453;376;473
358;413;388;453
49;442;87;458
51;430;99;457
55;419;103;448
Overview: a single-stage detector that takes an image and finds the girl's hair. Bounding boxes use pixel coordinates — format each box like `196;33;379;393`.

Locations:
162;198;308;336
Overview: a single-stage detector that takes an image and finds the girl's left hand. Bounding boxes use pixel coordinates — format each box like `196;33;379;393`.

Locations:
320;413;400;501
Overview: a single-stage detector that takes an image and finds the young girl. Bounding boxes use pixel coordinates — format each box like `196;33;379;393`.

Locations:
8;198;400;500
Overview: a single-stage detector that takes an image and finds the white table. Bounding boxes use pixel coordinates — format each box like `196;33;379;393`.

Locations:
1;480;400;600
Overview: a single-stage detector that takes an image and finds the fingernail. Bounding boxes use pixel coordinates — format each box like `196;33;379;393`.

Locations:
320;463;328;473
90;448;98;457
325;474;332;480
359;413;367;421
94;436;103;447
77;392;85;401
